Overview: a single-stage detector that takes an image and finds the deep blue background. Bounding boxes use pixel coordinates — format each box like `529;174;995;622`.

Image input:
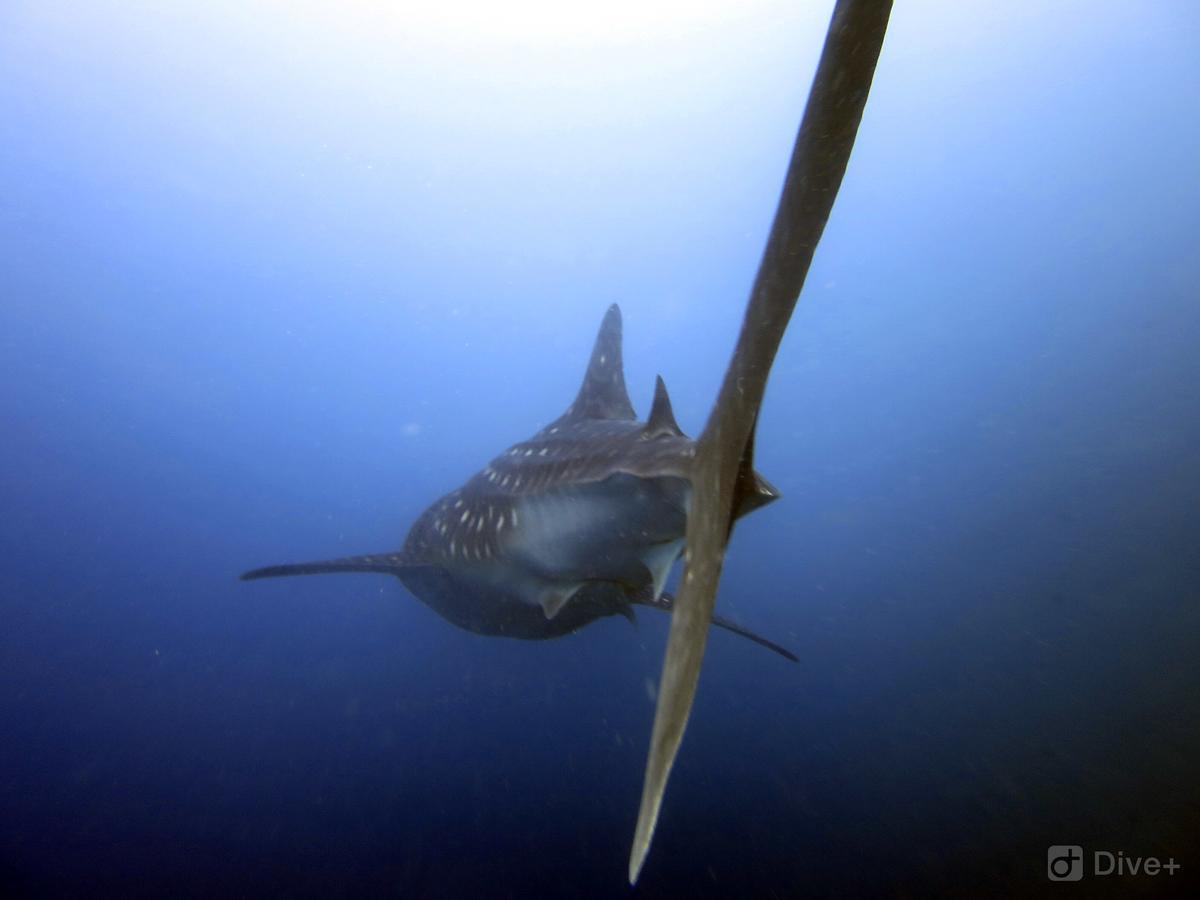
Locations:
2;1;1198;896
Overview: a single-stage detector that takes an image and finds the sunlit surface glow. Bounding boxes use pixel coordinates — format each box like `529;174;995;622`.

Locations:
329;0;759;46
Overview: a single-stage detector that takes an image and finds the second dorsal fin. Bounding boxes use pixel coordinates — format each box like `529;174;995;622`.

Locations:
643;375;683;439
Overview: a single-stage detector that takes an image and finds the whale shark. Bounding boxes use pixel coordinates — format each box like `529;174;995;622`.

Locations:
243;0;890;881
242;304;795;662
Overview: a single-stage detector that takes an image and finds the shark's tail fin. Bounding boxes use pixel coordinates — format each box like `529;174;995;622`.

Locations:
241;551;419;581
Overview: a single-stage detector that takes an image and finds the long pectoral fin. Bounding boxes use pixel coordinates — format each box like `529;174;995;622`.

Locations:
240;551;424;581
631;589;797;663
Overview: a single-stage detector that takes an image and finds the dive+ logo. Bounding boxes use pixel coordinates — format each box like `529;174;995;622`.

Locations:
1048;845;1181;881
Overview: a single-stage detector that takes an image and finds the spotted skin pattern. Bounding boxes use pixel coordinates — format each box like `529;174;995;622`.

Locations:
242;305;787;657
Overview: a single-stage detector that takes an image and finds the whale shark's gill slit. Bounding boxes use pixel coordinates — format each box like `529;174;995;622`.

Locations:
628;0;893;884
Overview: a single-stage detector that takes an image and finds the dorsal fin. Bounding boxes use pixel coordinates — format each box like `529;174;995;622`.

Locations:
560;304;636;422
643;375;683;439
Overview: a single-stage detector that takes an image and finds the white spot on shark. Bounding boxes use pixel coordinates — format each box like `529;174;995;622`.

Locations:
460;509;470;524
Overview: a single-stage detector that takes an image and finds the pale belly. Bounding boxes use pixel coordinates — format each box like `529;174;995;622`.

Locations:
401;472;692;631
507;473;690;590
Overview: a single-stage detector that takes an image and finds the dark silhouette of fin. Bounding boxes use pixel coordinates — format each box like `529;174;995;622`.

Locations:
555;303;637;423
629;0;893;883
634;589;796;662
730;414;780;525
240;552;425;581
643;375;683;439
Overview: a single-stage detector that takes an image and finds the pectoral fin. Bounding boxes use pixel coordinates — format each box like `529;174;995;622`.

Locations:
240;551;427;581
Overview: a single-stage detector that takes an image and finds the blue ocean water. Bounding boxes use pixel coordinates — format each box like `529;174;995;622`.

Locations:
2;1;1197;896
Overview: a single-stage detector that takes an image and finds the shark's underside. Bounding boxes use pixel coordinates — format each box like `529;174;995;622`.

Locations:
242;304;794;661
